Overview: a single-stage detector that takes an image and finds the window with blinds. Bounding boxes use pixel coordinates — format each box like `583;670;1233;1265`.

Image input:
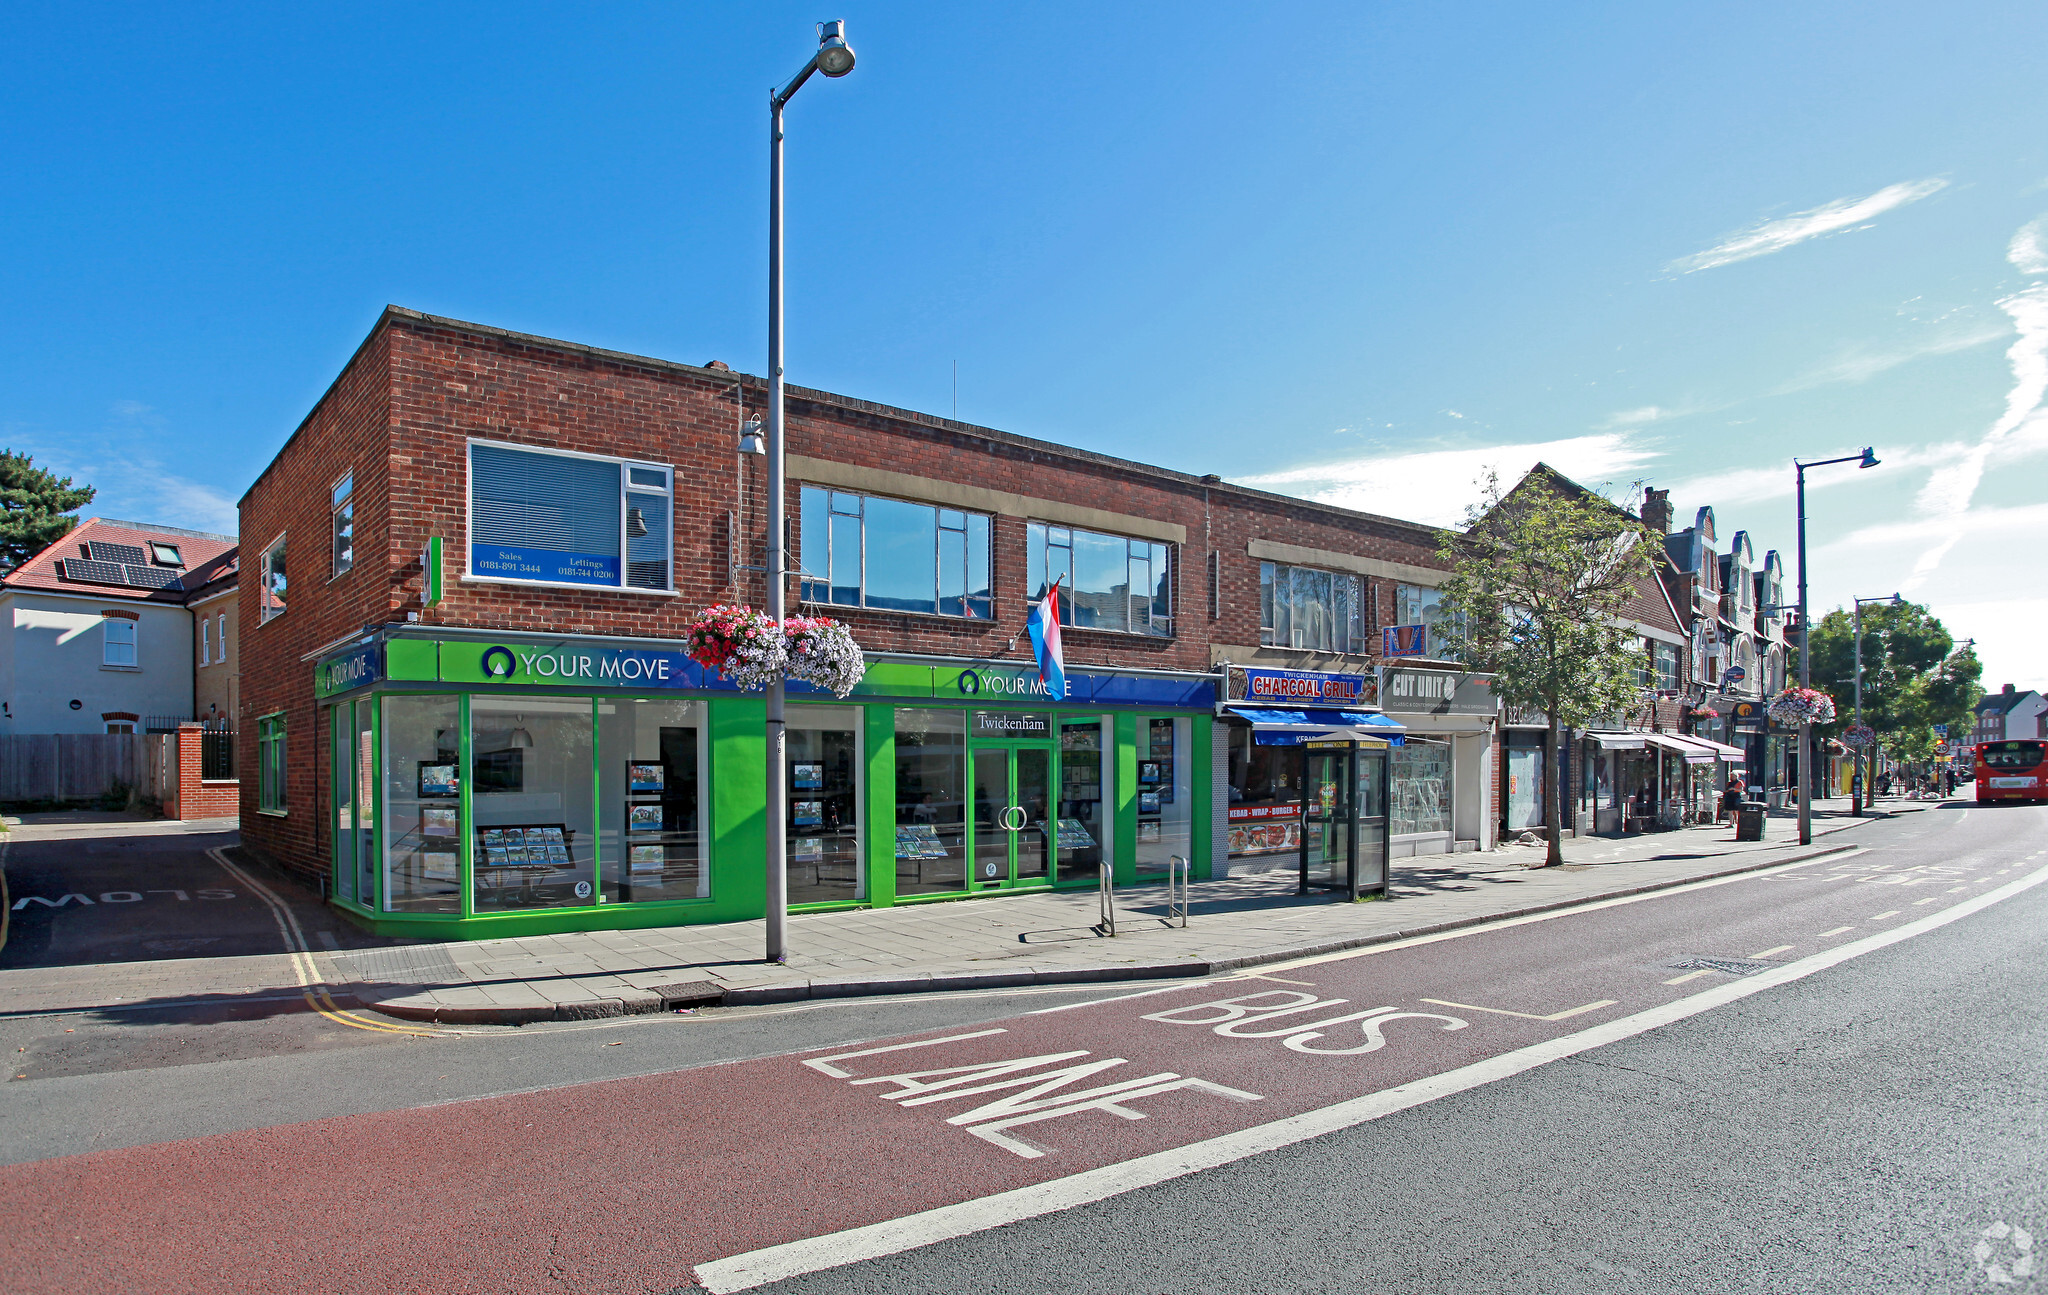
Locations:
467;441;672;592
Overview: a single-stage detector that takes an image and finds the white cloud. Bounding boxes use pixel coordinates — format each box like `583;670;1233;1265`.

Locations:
1914;284;2048;520
2012;216;2048;276
1596;404;1685;430
1231;432;1656;528
1666;178;1948;274
1774;325;2007;392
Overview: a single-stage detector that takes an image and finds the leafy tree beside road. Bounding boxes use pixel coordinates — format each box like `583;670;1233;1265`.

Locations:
0;450;95;572
1436;466;1658;867
1807;601;1980;773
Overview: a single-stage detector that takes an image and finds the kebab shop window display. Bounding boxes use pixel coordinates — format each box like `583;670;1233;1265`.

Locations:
470;695;598;911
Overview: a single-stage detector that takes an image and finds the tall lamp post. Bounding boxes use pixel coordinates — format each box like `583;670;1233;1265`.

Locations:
764;20;856;962
1849;592;1902;816
1793;447;1879;845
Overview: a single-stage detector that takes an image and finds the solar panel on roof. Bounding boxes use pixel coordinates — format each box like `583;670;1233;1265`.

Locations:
87;541;148;565
122;564;183;590
59;558;131;586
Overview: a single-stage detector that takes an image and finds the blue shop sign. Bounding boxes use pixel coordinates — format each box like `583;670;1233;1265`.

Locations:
471;543;621;588
947;664;1214;709
314;642;384;699
1237;667;1373;706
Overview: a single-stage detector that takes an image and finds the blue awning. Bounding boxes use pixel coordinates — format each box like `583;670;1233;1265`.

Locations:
1226;705;1406;745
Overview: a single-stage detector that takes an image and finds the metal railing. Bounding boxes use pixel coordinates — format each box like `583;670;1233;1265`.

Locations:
200;729;236;780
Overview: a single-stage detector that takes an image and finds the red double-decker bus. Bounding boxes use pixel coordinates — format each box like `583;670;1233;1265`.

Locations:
1976;740;2048;804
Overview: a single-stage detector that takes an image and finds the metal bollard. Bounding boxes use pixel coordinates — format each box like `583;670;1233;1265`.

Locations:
1165;854;1190;928
1095;861;1116;938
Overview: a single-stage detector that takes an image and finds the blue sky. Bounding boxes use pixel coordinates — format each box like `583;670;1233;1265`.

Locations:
4;3;2044;688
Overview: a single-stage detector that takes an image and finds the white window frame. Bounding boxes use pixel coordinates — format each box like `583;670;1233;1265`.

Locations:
1029;521;1173;638
102;617;139;668
259;533;287;623
201;617;212;665
217;613;227;663
331;471;355;579
463;437;677;595
1259;561;1366;654
800;485;994;620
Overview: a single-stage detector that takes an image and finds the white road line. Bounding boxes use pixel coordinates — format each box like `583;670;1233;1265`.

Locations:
1418;998;1617;1022
1869;911;1900;921
1749;945;1794;958
1913;897;1940;905
802;1030;1009;1078
1816;926;1856;938
1028;983;1201;1015
1948;886;1969;893
1661;970;1714;985
691;860;2048;1295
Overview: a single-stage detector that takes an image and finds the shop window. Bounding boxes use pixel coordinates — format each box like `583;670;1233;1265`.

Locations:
1135;717;1190;874
257;713;287;814
597;698;706;903
1394;583;1462;659
1058;718;1110;873
785;705;862;904
799;486;990;618
259;534;287;622
467;440;673;592
381;695;461;913
102;618;138;667
1390;739;1452;836
470;695;598;911
1260;562;1365;654
332;472;355;577
1028;523;1171;637
1226;726;1301;857
894;708;967;895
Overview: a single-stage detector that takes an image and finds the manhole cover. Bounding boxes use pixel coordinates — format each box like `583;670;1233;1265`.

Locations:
1665;956;1779;976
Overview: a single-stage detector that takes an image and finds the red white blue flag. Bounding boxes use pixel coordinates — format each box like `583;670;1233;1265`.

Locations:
1027;578;1067;698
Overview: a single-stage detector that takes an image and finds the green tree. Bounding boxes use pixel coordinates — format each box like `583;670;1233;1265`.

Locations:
1806;601;1979;786
1436;466;1657;866
0;450;95;572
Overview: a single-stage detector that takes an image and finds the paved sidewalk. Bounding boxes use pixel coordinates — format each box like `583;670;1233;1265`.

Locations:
0;798;1934;1024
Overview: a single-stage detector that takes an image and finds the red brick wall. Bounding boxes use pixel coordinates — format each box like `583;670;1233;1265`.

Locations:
171;724;238;820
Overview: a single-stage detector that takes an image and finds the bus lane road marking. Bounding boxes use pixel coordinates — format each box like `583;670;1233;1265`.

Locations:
695;860;2048;1295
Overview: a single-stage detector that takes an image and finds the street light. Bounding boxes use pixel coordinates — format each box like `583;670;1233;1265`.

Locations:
1793;447;1880;845
1849;592;1902;816
763;19;856;963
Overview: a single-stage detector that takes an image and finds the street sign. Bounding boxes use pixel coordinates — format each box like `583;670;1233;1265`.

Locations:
1723;665;1747;684
1381;625;1426;659
1934;741;1950;756
1933;724;1948;737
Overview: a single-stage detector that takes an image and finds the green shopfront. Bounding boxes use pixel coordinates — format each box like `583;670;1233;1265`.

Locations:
315;630;1217;938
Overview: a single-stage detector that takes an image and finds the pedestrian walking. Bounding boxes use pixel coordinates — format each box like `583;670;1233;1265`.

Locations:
1718;773;1747;826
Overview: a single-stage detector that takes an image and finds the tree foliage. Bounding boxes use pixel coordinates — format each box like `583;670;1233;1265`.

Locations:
1435;467;1658;865
0;450;95;572
1805;600;1980;760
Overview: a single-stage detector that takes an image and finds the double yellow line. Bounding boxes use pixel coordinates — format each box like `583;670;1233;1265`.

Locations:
206;846;448;1038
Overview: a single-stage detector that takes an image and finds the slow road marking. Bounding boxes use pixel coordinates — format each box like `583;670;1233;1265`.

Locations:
694;861;2048;1294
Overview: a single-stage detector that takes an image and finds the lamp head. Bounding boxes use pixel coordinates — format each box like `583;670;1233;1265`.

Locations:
1858;446;1880;469
739;414;766;456
816;20;855;76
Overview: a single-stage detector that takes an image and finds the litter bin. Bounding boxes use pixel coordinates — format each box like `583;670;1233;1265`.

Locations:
1735;800;1767;842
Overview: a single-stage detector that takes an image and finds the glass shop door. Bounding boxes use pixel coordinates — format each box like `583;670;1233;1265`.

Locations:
969;744;1053;888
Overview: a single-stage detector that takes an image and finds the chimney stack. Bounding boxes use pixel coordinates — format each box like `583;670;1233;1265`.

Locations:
1641;487;1672;535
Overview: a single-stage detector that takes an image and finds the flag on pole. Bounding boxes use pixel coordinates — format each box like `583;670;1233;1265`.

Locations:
1026;578;1067;699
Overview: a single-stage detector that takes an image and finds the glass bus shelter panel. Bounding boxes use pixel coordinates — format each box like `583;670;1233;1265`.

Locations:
1303;747;1351;890
787;706;862;906
381;695;462;914
470;695;597;912
1057;718;1108;874
1013;747;1050;884
1136;716;1191;875
597;699;706;904
1355;746;1389;893
894;709;967;896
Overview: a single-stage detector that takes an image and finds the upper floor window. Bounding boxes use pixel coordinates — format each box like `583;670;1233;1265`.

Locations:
259;534;287;622
331;472;355;577
217;613;227;662
1261;562;1364;654
200;617;212;665
1394;583;1464;658
1029;523;1171;637
467;440;673;592
800;486;991;618
103;618;138;667
1650;639;1680;691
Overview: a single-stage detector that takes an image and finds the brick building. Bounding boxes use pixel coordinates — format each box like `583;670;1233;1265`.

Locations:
239;307;1493;939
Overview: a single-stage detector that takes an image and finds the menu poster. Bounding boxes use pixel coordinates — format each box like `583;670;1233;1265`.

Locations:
421;851;459;882
628;762;665;794
791;762;825;791
418;764;459;798
792;800;824;828
630;844;666;873
421;807;458;838
629;804;664;833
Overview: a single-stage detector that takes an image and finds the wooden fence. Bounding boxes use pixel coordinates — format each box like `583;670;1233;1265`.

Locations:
0;733;175;805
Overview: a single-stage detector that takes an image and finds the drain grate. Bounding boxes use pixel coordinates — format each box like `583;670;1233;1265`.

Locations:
1665;956;1780;976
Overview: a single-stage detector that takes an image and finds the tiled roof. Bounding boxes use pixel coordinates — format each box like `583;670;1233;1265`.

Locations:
1;517;236;605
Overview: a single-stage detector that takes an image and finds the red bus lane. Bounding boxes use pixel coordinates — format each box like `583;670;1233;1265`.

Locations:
4;840;2040;1295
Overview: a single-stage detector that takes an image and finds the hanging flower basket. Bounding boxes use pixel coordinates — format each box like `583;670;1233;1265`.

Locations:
1841;723;1876;748
784;615;867;698
1766;686;1837;726
1687;706;1719;720
686;604;787;692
